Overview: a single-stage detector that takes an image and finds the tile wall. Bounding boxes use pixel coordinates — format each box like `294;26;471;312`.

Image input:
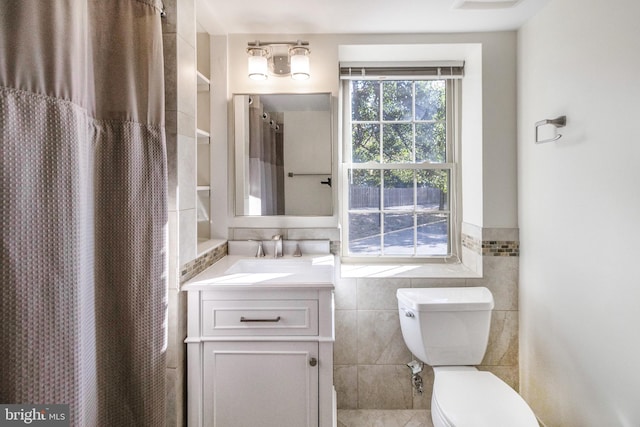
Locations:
334;226;520;411
229;227;342;250
179;241;228;283
162;0;197;425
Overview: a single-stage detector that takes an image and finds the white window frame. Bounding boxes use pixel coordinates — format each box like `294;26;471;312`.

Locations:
340;74;462;262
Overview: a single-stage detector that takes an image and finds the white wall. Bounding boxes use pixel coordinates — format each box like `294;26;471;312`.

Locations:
223;32;518;229
284;110;332;216
518;0;640;425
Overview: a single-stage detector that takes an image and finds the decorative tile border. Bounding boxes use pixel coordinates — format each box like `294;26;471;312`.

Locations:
179;242;228;283
482;240;519;257
462;233;519;257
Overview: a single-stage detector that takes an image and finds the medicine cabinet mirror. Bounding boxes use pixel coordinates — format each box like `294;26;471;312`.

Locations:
233;93;333;217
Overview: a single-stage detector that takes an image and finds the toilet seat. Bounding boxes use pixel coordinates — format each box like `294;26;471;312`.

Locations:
432;370;538;427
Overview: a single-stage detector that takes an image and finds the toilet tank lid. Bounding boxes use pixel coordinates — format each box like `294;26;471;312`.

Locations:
396;287;494;311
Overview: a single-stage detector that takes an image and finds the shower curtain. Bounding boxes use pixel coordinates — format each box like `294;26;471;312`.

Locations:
0;1;167;426
248;98;284;215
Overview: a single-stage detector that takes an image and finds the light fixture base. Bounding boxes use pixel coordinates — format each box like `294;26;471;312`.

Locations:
270;54;290;76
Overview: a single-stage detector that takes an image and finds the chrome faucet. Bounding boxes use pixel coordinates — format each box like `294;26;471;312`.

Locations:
272;234;283;258
249;240;265;257
255;241;265;258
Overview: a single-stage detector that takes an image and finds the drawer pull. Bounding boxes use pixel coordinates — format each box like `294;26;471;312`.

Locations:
240;316;282;323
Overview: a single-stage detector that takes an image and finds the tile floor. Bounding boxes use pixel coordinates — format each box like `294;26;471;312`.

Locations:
337;410;433;427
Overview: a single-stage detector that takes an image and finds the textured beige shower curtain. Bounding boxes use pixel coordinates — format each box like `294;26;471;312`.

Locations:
248;97;284;215
0;1;167;426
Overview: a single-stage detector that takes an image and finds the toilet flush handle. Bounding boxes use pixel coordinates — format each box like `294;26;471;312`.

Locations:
401;307;415;318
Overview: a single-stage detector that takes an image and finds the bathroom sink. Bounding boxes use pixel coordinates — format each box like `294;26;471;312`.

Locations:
183;255;335;289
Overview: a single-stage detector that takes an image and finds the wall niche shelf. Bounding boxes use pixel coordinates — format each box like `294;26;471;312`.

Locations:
196;128;210;144
196;30;213;244
196;71;210;92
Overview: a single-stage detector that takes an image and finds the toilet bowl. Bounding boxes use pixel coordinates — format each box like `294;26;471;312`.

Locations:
397;287;538;427
431;366;537;427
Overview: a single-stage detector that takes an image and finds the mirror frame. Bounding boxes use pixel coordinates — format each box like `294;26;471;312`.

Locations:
229;92;338;228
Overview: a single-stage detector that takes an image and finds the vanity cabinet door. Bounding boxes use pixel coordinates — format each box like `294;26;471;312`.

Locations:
203;341;319;427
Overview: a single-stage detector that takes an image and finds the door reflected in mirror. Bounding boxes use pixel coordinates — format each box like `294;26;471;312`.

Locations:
233;93;333;216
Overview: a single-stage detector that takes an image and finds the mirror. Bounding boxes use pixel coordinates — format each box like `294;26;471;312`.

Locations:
233;93;333;216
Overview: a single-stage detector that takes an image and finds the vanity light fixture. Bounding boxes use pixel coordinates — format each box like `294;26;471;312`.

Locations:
246;40;310;81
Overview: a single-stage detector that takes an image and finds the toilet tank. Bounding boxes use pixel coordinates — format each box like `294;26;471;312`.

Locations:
397;287;494;366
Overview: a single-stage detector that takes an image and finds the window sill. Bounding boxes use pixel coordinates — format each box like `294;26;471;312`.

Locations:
339;260;480;279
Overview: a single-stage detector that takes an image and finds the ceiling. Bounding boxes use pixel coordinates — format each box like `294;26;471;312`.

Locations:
196;0;550;35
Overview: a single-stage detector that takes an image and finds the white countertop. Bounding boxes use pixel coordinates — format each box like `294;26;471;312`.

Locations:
182;254;336;291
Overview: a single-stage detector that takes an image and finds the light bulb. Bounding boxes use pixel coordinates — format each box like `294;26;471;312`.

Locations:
247;49;268;80
290;47;310;80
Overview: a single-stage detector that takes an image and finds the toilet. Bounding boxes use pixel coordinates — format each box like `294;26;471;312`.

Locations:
397;287;538;427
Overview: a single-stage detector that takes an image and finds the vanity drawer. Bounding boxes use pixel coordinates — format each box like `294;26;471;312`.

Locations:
202;300;318;336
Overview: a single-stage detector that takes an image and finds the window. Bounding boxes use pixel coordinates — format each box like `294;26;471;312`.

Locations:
341;68;460;258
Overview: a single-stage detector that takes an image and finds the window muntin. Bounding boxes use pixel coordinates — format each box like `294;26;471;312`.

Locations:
344;78;455;258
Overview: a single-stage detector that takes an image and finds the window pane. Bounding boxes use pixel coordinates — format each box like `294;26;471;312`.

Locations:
415;80;445;121
383;81;413;121
352;81;380;121
349;212;381;255
382;123;413;163
383;213;415;255
383;170;414;210
349;169;381;210
417;170;449;211
346;78;453;259
416;122;446;163
352;123;380;163
416;213;449;256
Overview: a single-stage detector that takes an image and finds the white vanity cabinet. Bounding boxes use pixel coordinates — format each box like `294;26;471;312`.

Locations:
184;268;335;427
